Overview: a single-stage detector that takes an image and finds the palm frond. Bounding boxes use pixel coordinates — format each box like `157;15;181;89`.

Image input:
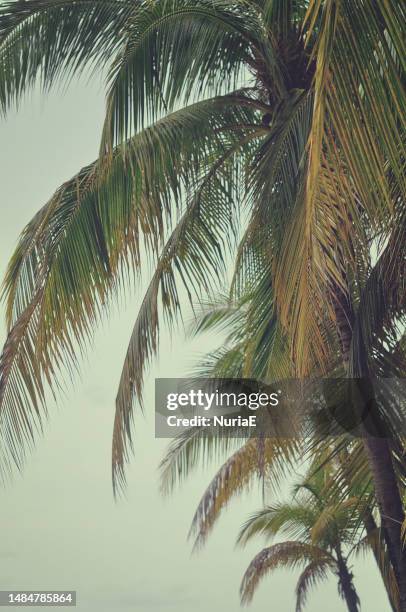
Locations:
101;0;270;147
112;126;263;492
240;541;334;605
159;426;243;495
189;437;299;550
0;96;261;483
0;0;135;110
237;504;317;547
295;558;333;612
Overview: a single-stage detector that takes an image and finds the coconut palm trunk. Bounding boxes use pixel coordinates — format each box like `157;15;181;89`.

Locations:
333;283;406;609
363;438;406;609
357;397;406;611
335;547;360;612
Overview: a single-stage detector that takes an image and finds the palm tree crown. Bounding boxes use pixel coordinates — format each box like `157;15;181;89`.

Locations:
0;0;405;603
239;466;372;612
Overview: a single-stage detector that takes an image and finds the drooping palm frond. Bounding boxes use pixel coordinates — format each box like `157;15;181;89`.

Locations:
4;94;256;324
240;541;334;605
189;437;300;550
112;127;264;491
100;0;271;147
0;95;264;484
0;0;137;110
113;133;277;492
295;558;333;612
159;424;245;495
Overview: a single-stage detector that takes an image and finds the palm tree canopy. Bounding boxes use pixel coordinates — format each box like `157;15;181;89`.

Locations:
0;0;404;494
239;465;368;610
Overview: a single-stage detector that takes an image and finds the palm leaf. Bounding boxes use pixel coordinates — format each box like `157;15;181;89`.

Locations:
240;541;334;605
0;0;136;110
295;558;333;612
189;437;299;550
0;96;262;483
101;0;270;147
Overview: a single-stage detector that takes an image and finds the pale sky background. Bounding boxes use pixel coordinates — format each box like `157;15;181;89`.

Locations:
0;76;390;611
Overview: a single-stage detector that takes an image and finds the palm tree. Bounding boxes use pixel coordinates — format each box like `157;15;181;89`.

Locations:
238;466;372;612
0;0;405;603
160;290;401;611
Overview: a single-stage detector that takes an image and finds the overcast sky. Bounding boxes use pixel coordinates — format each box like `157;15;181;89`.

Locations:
0;76;390;611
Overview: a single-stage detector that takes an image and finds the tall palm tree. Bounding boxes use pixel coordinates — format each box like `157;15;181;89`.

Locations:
238;466;365;612
0;0;405;603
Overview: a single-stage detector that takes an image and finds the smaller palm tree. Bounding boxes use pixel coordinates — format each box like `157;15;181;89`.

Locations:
238;466;365;612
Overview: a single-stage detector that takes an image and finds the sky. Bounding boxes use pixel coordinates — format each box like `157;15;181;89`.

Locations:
0;76;391;611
